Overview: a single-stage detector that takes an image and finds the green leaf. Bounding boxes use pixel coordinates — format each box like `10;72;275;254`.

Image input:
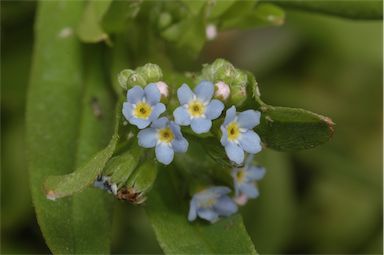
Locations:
161;13;206;58
77;0;112;43
270;0;382;20
220;3;285;30
256;106;335;151
181;0;206;15
102;0;142;34
145;167;257;254
27;1;115;253
208;0;236;19
44;129;119;199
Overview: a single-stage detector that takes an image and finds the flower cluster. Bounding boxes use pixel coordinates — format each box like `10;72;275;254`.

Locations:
122;80;262;166
188;155;266;223
121;70;265;223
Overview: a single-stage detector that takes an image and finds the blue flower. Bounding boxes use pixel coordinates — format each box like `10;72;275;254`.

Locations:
188;186;238;223
122;84;166;129
232;155;266;205
220;106;262;164
173;81;224;134
138;117;188;165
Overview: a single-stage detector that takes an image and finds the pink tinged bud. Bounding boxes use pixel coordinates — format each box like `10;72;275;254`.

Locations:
155;81;169;98
205;24;217;41
214;81;230;101
234;193;248;206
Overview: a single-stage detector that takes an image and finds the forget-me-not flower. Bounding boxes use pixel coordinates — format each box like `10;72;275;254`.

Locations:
188;186;238;223
220;106;262;164
232;155;266;205
173;81;224;134
122;84;166;129
138;117;188;165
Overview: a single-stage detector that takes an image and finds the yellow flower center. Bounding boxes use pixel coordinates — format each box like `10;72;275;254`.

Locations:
158;127;174;144
227;122;240;141
188;100;205;118
201;197;217;208
236;168;246;183
133;102;152;119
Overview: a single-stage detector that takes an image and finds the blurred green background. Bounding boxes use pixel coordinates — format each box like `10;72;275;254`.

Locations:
1;1;382;254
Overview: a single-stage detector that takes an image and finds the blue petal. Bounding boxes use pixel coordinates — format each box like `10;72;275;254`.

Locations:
197;208;219;223
129;117;151;129
244;154;255;167
239;130;262;154
225;142;244;164
151;117;168;129
205;99;224;120
188;199;198;222
220;126;228;146
191;118;212;134
127;86;144;104
138;128;157;148
239;183;259;198
155;143;174;165
195;80;214;102
169;121;183;139
223;106;236;126
172;138;188;153
173;107;191;126
208;186;231;196
214;196;238;216
247;166;266;181
122;102;133;120
149;103;166;121
237;110;261;129
145;83;161;104
177;83;194;105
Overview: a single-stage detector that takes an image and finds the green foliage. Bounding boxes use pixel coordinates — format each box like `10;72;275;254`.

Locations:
220;3;285;29
77;0;112;43
146;167;257;255
256;106;335;151
270;0;383;20
21;0;384;254
27;2;114;253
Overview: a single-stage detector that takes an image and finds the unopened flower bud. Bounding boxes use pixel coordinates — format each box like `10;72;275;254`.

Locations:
214;81;230;101
155;81;169;99
229;70;248;106
120;161;158;204
136;63;163;83
118;69;134;89
233;193;248;206
118;69;146;89
206;23;217;41
201;58;231;81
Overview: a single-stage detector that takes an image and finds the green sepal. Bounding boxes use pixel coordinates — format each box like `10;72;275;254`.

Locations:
136;63;163;83
200;59;249;106
118;159;158;204
103;144;143;187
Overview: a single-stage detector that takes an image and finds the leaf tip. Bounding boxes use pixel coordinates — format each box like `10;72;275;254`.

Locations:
46;190;57;201
322;116;336;137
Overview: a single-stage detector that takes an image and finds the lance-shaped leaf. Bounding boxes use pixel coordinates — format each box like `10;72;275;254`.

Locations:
77;0;112;43
256;106;335;151
146;167;257;254
44;97;122;200
270;0;382;20
27;2;115;252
